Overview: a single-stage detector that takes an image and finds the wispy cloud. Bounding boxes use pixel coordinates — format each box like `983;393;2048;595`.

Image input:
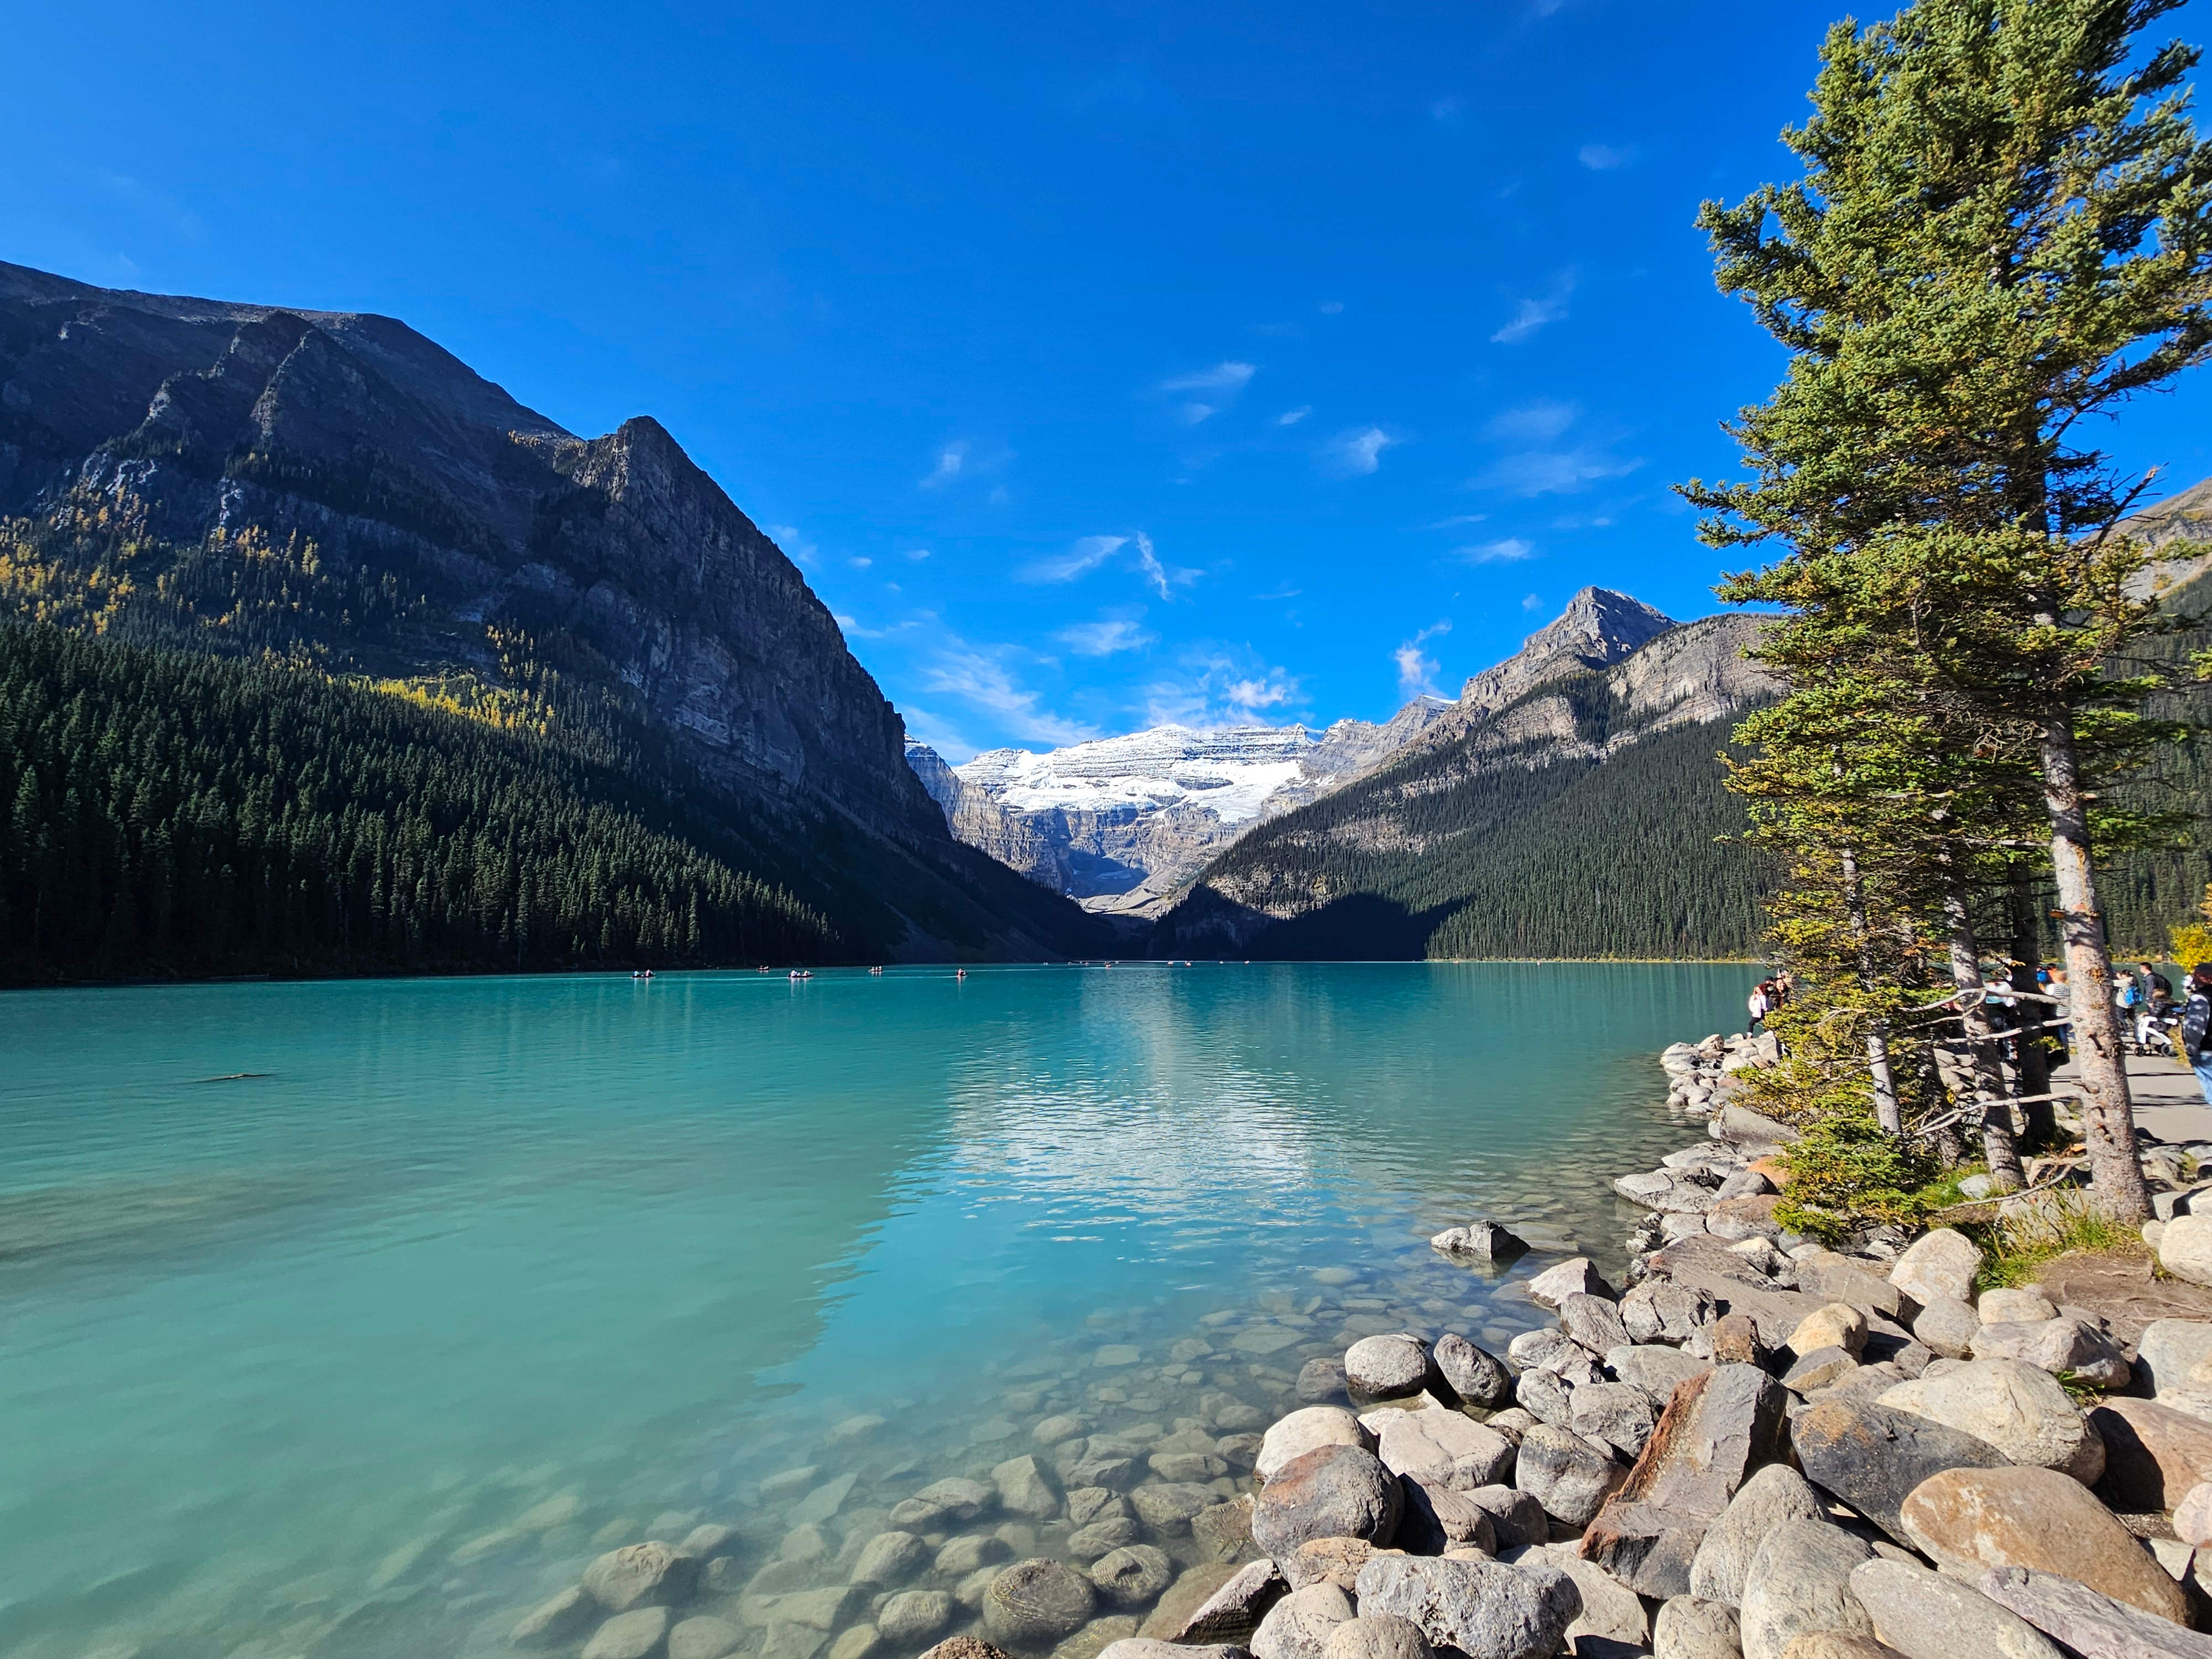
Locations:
1431;97;1464;126
1056;617;1158;656
1162;361;1256;394
1318;301;1344;315
1485;401;1578;442
1429;513;1488;530
1522;593;1545;611
1021;534;1128;584
1019;531;1196;599
1478;448;1642;495
922;639;1099;748
1395;620;1453;699
903;548;931;561
849;556;872;569
901;703;978;764
921;441;968;489
1324;426;1396;477
1578;143;1635;170
1145;649;1305;729
1277;406;1312;426
1491;272;1575;345
1454;538;1538;565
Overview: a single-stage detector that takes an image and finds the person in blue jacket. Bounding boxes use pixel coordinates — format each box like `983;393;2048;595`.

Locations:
2184;964;2212;1107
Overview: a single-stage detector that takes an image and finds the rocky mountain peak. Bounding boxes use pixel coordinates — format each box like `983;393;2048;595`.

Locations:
1458;586;1678;717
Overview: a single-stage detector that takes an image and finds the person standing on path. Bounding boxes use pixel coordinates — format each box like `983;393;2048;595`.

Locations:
2184;965;2212;1108
1748;979;1772;1032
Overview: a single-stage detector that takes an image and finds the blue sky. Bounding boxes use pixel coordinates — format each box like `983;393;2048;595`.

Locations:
11;0;2212;761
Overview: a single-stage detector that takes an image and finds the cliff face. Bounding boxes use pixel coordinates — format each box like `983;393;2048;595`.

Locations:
0;260;1104;961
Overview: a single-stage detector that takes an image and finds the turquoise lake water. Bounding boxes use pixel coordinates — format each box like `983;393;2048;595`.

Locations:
0;962;1745;1659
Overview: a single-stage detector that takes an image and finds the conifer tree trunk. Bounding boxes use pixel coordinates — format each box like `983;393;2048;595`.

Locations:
1841;843;1902;1136
2038;715;2150;1221
2008;869;2056;1150
1943;883;2025;1193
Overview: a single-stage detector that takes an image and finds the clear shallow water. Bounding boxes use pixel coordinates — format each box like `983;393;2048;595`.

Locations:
0;962;1744;1659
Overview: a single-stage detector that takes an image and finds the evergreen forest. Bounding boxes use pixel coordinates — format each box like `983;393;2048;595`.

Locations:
0;624;839;984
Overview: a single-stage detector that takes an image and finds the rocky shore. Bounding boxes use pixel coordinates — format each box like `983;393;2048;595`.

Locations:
471;1029;2212;1659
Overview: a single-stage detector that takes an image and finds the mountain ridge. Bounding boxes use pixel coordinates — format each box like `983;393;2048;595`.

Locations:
0;259;1106;963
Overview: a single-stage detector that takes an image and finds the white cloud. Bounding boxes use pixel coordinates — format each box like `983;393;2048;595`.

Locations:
1455;538;1538;565
920;442;968;488
1318;301;1344;315
1056;618;1158;656
1491;273;1576;345
922;640;1099;747
1161;362;1256;393
1478;448;1642;495
1021;534;1128;583
1144;650;1305;728
1578;143;1634;170
901;703;978;764
1325;426;1396;477
1430;513;1488;529
1277;406;1312;426
1394;620;1453;699
1522;593;1545;611
849;556;873;568
766;524;818;565
1020;531;1196;599
903;548;931;561
1180;402;1217;425
1485;401;1578;442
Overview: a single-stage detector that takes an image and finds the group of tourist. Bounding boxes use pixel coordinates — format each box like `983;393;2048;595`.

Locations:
1746;956;2212;1106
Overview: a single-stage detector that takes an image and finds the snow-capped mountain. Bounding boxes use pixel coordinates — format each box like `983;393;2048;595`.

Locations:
905;587;1684;914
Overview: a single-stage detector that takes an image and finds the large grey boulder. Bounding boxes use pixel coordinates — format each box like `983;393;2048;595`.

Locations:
1352;1554;1581;1659
1507;1329;1605;1383
1846;1558;2059;1659
1737;1519;1876;1659
1508;1544;1648;1656
854;1530;929;1586
1372;1406;1516;1489
1251;1583;1354;1659
1580;1363;1790;1599
1570;1382;1659;1460
1623;1278;1720;1347
2161;1214;2212;1287
1969;1318;2131;1390
1298;1358;1353;1406
1795;1251;1915;1323
994;1455;1065;1519
983;1560;1099;1647
880;1591;956;1644
1651;1597;1742;1659
1875;1360;2103;1484
1608;1344;1714;1401
1911;1295;1980;1361
1157;1559;1284;1644
1432;1334;1512;1408
1644;1236;1811;1347
1525;1259;1614;1309
583;1608;672;1659
1432;1221;1527;1261
583;1543;701;1611
2088;1395;2212;1511
1978;1564;2212;1659
1259;1408;1374;1484
1688;1464;1827;1609
1559;1293;1632;1356
1090;1546;1175;1610
1788;1395;2012;1545
2136;1319;2212;1421
1511;1423;1625;1528
1460;1485;1547;1552
1395;1475;1497;1557
1321;1615;1432;1659
1346;1336;1432;1399
1896;1467;2193;1625
1251;1446;1403;1559
1128;1483;1213;1535
1511;1367;1575;1432
1284;1537;1398;1594
1888;1230;1981;1310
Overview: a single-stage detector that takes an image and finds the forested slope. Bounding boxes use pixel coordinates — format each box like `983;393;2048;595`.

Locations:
0;624;839;983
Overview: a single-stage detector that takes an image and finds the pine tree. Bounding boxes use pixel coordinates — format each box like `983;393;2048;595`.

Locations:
1688;0;2212;1219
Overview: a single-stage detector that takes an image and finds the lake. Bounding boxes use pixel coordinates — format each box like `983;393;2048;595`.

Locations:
0;961;1746;1659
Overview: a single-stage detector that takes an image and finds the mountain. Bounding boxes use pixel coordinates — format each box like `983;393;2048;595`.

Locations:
0;260;1108;967
932;699;1455;914
1150;612;1781;960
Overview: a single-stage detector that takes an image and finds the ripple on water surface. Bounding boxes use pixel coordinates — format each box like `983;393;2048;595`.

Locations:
0;961;1745;1658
